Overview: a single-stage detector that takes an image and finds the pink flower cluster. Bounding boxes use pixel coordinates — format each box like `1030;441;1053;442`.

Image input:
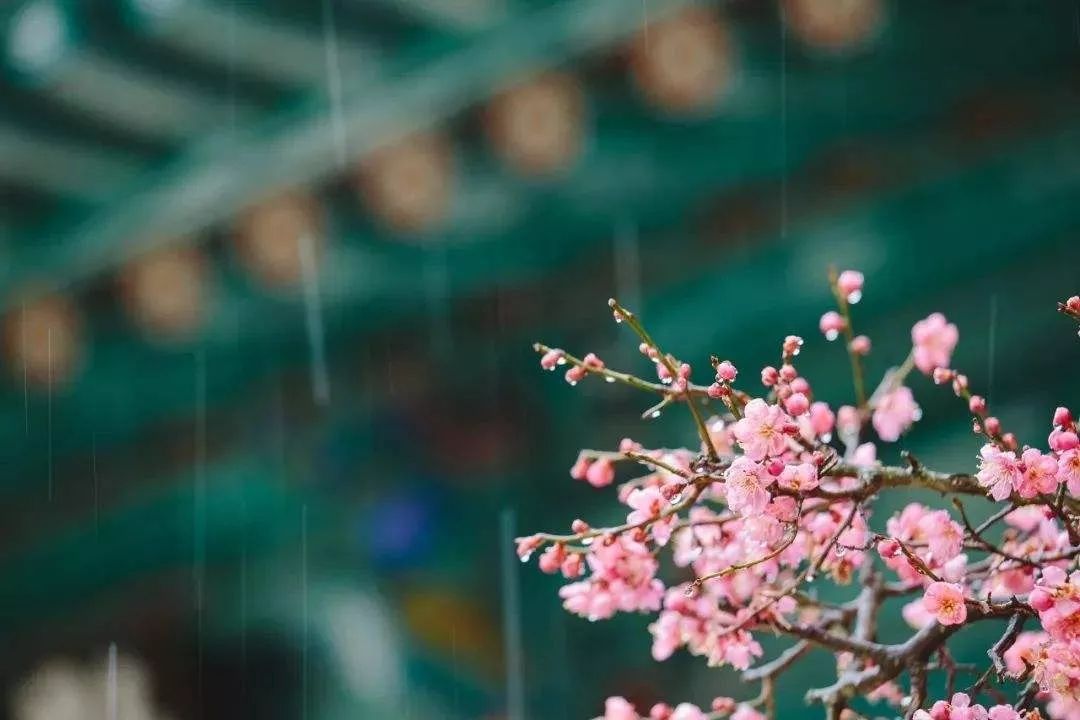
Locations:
913;693;1021;720
526;277;1080;720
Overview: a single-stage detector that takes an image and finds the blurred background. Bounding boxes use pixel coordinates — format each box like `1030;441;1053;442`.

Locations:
0;0;1078;717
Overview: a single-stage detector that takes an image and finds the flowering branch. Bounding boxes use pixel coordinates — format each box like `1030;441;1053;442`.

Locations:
521;274;1080;720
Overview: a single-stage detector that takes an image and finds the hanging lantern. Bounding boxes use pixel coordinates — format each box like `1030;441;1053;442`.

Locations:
485;72;585;177
629;8;733;116
3;293;82;389
119;243;208;341
233;190;324;288
356;133;453;234
783;0;884;53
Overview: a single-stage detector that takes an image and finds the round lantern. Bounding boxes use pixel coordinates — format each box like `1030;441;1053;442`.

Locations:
233;191;324;288
356;133;453;235
485;71;585;176
119;243;208;341
4;293;82;389
629;8;733;115
782;0;884;53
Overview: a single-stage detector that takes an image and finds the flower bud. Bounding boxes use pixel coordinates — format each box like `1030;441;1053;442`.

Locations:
837;270;864;301
968;395;987;415
761;366;779;387
850;335;871;355
1054;406;1073;428
715;360;738;382
785;392;810;416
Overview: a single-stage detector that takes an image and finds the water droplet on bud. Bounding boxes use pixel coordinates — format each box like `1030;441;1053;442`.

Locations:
605;376;616;383
685;585;698;598
847;290;863;304
835;546;847;557
650;410;662;419
821;432;833;443
568;380;578;387
557;357;567;365
669;493;684;505
582;537;594;546
520;553;532;563
825;330;840;341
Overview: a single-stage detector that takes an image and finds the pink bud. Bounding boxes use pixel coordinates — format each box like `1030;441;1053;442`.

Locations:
952;374;969;395
538;544;565;573
968;395;986;415
715;360;738;382
564;366;586;385
837;405;860;434
539;348;564;370
649;704;673;720
790;377;810;394
571;518;590;533
785;392;810;416
782;335;804;357
561;553;583;578
850;335;871;355
585;458;615;488
984;417;1002;436
678;362;692;379
929;702;951;720
1002;433;1018;450
761;366;779;387
766;459;785;476
1054;406;1073;428
570;455;592;480
711;697;736;714
619;438;641;452
707;383;729;399
1050;429;1080;452
809;402;835;436
932;367;954;385
515;535;542;560
581;352;604;369
877;538;901;558
837;270;864;301
1067;295;1080;313
819;311;846;339
779;364;798;382
1029;587;1054;612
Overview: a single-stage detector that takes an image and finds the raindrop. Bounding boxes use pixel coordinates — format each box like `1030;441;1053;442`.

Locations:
901;696;913;707
588;614;599;622
650;410;662;419
821;432;833;443
582;537;594;546
520;553;532;563
669;493;683;505
684;585;697;598
568;381;578;387
913;408;924;421
557;357;567;365
791;347;801;356
614;316;623;324
605;376;616;383
806;572;815;582
847;290;863;304
835;545;847;557
825;329;840;341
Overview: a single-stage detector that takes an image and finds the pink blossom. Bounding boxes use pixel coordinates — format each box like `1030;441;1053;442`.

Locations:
603;696;638;720
923;582;967;625
1003;631;1048;676
911;312;959;374
777;462;819;493
732;399;793;460
1016;448;1059;499
723;457;773;516
976;444;1021;501
918;510;964;562
1051;429;1080;452
1059;449;1080;496
872;386;920;442
586;457;616;488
